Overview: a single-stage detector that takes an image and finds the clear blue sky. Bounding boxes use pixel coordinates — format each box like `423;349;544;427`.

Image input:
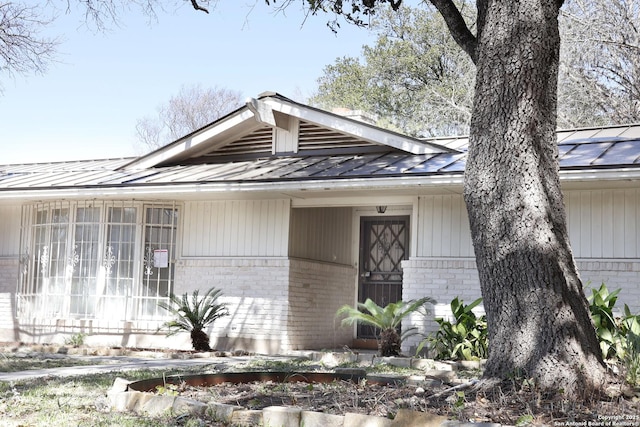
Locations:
0;1;377;164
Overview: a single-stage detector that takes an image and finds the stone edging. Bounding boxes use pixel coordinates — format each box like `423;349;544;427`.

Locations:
107;377;500;427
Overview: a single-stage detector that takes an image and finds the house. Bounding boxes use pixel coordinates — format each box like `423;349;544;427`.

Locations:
1;92;639;353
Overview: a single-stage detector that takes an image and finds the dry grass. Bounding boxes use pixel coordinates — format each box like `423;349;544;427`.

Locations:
0;352;101;373
1;352;639;426
0;366;223;427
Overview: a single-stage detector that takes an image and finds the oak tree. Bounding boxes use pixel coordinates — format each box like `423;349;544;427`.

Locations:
290;0;613;396
558;0;640;128
312;0;640;134
447;0;610;395
312;5;474;137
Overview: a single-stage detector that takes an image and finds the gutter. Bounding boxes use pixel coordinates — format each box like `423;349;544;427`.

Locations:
0;167;639;201
0;174;466;200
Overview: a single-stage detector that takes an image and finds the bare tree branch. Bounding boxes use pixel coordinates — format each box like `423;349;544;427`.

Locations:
189;0;209;13
428;0;477;63
135;85;243;152
0;2;59;81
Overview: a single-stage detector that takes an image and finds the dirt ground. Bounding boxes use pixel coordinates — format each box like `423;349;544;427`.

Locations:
167;374;640;425
2;343;639;425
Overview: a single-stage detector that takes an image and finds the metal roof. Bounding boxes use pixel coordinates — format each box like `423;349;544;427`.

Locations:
1;124;640;193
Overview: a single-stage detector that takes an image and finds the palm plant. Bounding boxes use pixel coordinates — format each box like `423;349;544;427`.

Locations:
158;287;229;352
336;297;434;357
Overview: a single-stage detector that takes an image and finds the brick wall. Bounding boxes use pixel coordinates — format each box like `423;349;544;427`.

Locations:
401;257;482;353
400;256;640;354
174;257;292;353
577;260;640;313
288;259;356;350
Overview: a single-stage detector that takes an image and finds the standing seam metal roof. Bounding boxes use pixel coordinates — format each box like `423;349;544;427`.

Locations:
1;125;640;190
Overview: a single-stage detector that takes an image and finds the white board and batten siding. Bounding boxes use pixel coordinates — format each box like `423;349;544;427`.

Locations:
416;190;640;260
273;117;300;154
181;200;291;257
0;205;21;257
566;189;640;259
416;195;473;258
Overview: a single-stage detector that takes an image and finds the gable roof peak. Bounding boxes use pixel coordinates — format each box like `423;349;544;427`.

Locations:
119;91;457;170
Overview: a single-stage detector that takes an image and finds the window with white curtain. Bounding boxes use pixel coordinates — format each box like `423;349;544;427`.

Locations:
17;201;179;322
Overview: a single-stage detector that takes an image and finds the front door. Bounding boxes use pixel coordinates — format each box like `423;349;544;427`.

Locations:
357;216;409;339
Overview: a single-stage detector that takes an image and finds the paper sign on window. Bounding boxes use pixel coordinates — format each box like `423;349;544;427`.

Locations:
153;249;169;268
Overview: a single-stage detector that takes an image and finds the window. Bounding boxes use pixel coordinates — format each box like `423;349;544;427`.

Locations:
17;201;179;322
138;206;178;319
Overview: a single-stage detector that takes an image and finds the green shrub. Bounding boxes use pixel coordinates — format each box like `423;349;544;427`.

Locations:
64;333;87;347
422;297;488;361
587;283;640;385
620;304;640;385
423;285;640;385
588;283;625;359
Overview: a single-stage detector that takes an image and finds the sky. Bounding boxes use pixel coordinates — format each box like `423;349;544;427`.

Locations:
0;1;378;164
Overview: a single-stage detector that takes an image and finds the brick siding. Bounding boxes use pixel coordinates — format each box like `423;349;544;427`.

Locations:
288;258;356;350
174;257;291;353
400;257;640;354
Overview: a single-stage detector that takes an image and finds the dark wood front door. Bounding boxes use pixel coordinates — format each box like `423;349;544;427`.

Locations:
357;216;409;339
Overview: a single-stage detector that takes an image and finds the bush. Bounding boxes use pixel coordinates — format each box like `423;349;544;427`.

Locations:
64;333;87;347
588;283;625;359
586;283;640;385
422;297;488;361
424;285;640;385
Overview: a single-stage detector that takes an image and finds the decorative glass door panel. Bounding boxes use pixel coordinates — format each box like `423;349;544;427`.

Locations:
358;216;409;339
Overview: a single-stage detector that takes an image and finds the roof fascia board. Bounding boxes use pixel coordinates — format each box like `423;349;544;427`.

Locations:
0;175;465;200
246;98;291;130
260;97;456;155
178;121;265;160
291;194;417;207
3;167;640;201
558;168;640;182
120;109;256;170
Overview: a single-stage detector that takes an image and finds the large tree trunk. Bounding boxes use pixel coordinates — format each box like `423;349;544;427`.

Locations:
463;0;609;396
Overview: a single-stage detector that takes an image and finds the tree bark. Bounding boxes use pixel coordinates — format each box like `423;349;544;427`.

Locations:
463;0;609;396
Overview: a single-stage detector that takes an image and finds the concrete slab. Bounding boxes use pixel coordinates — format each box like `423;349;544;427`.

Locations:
301;410;345;427
263;406;302;427
109;390;142;411
230;409;263;426
344;412;393;427
391;409;448;426
207;402;244;422
173;396;208;415
141;394;176;416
